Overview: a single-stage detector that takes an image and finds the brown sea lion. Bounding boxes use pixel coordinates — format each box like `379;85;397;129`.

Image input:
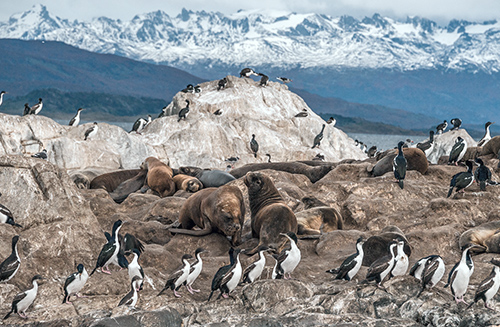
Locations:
362;226;411;266
459;221;500;254
371;148;428;177
481;136;500;156
300;195;328;209
231;162;333;183
172;174;203;193
141;157;175;197
296;206;343;236
90;169;143;192
109;169;148;203
244;171;298;255
168;185;245;246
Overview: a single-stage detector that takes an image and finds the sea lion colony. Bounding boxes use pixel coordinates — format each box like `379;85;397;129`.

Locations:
1;72;500;322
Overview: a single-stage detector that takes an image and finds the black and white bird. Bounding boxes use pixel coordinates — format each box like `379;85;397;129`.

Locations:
467;258;500;309
225;156;240;168
130;117;148;134
365;240;398;286
218;77;228;91
294;109;308;117
23;103;31;116
273;232;301;280
326;237;365;281
29;98;43;115
271;253;281;279
477;122;495;147
213;109;222;115
447;160;474;198
416;255;445;297
391;240;409;277
158;105;168;118
178;100;190;122
448;136;467;165
62;264;88;304
326;117;336;126
118;276;141;307
181;84;195;93
474;158;495;191
127;249;144;291
240;68;258;78
450;118;462;130
69;108;84;127
31;149;47;160
90;220;124;275
185;248;207;294
158;254;193;298
194;85;202;93
416;131;435;157
0;194;22;227
0;235;21;283
311;124;325;149
436;120;448;134
241;245;270;284
367;146;378;158
258;73;269;87
0;91;6;107
277;77;292;84
393;141;407;189
84;122;98;141
410;255;438;281
265;153;272;163
207;248;242;300
4;275;43;320
250;134;259;158
445;246;476;305
312;153;325;161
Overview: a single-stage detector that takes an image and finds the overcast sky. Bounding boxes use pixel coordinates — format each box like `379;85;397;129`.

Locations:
1;1;499;25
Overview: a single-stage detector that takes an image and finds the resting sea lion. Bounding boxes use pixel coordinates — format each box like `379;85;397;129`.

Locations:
459;221;500;254
172;174;203;193
168;185;245;246
90;169;143;192
481;136;500;156
300;195;328;209
371;148;428;177
362;226;411;266
109;169;148;203
71;173;91;189
231;162;333;183
141;157;175;197
244;172;298;255
178;166;235;187
296;206;343;236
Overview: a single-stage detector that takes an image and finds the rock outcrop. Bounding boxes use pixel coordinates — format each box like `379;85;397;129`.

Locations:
425;129;477;164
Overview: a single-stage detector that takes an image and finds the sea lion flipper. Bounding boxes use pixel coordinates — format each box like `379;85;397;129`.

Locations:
169;216;213;236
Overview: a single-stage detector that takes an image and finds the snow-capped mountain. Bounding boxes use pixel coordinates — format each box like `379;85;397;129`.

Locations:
1;4;500;74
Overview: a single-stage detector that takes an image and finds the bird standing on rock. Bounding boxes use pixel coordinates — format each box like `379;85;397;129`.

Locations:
241;245;270;284
181;84;194;93
0;91;6;107
185;248;207;294
0;235;21;283
416;255;445;297
364;240;397;287
118;276;141;308
208;248;242;300
178;100;190;122
326;237;364;281
84;122;98;141
294;109;308;117
450;118;462;130
474;158;495;191
69;108;84;127
240;68;258;78
23;103;31;116
273;232;301;280
312;124;325;149
448;136;467;165
158;254;192;298
4;275;43;320
391;240;409;277
31;149;47;160
467;258;500;309
218;77;228;90
29;98;43;115
90;220;124;275
393;141;407;189
127;249;144;291
436;120;448;134
326;117;336;126
62;264;88;304
250;134;259;158
477;122;494;147
447;160;474;198
258;73;269;87
445;245;476;305
0;195;22;228
416;131;435;157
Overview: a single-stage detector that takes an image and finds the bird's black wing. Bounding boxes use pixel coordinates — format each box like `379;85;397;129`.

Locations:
11;291;27;308
445;262;460;287
0;204;14;220
84;126;94;138
95;243;116;268
475;270;496;300
242;263;256;281
64;272;78;290
220;269;235;288
366;255;391;279
0;256;19;281
118;290;133;306
211;265;231;291
335;253;357;280
422;258;439;286
122;233;145;253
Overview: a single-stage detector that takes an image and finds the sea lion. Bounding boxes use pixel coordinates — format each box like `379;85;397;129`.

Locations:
172;174;203;193
244;172;298;255
295;206;343;236
169;185;245;246
71;173;91;189
362;226;411;266
109;169;148;203
300;195;329;209
459;221;500;254
371;148;428;177
178;166;235;187
231;162;333;183
481;136;500;157
141;157;175;197
90;169;143;192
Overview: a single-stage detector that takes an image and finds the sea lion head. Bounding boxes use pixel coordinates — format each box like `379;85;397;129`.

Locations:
244;172;273;196
186;179;202;193
215;186;245;243
179;166;203;177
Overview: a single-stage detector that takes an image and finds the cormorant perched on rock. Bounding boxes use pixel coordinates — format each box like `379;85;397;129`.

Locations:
448;136;467;165
158;105;168;118
185;248;208;294
4;275;43;319
445;245;476;305
367;146;377;158
69;108;84;127
194;85;202;93
90;220;123;275
273;232;301;280
225;156;239;168
467;258;500;309
29;98;43;115
31;149;47;160
478;122;495;147
416;131;435;157
130;117;147;134
265;154;271;163
84;122;98;141
178;100;190;122
181;84;194;93
258;73;269;87
436;120;448;134
391;240;409;277
0;91;6;107
312;153;325;161
450;118;462;130
0;236;21;283
447;160;474;198
213;109;222;115
218;77;228;90
326;117;336;126
23;103;31;116
241;245;270;284
158;254;193;298
312;124;325;149
118;276;141;307
294;109;308;117
393;141;407;189
208;248;242;300
62;264;88;304
0;194;22;228
277;77;292;84
326;237;365;281
250;134;259;158
240;68;258;78
416;255;445;297
474;158;495;191
365;240;397;286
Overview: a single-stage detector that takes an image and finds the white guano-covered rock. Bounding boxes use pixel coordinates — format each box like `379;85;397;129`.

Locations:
425;128;477;164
